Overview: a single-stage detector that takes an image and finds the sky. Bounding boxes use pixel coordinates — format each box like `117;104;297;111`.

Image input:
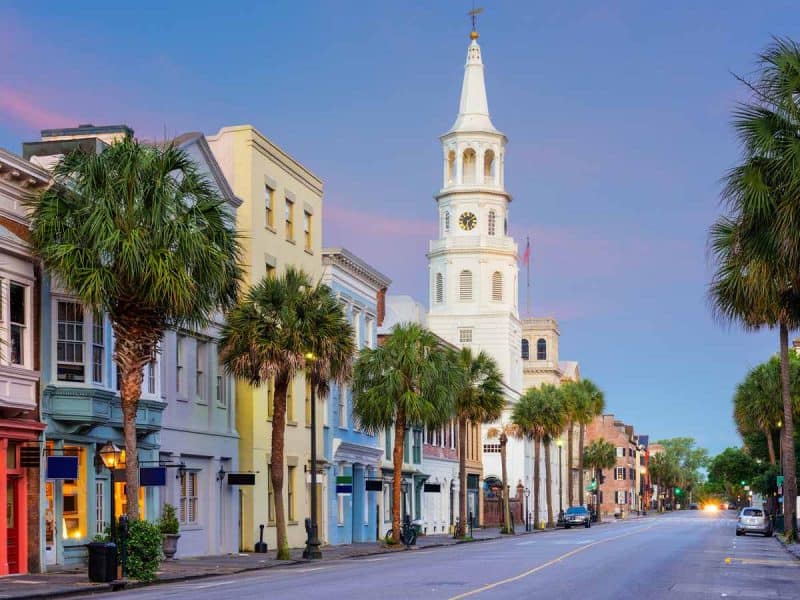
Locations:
1;1;796;456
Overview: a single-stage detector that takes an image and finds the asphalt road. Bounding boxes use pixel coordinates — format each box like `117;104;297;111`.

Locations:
80;511;800;600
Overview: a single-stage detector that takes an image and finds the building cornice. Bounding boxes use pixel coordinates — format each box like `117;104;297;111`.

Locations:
434;187;511;203
322;247;391;291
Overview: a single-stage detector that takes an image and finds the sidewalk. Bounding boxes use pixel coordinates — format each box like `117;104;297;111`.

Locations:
0;522;623;599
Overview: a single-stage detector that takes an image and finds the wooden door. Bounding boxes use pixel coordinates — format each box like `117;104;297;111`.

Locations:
6;479;18;574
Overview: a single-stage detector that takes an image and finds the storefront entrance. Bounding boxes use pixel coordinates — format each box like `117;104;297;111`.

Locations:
6;479;18;574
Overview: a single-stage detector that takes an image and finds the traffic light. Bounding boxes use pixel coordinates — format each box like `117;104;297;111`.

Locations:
740;480;746;486
675;487;682;495
589;478;597;491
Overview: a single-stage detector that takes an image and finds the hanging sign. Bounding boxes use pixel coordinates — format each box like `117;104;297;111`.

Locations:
140;467;167;487
228;473;256;486
365;479;383;492
336;475;352;494
424;483;441;493
46;456;78;479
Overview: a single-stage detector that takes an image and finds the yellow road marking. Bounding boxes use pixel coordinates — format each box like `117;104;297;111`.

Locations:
448;525;656;599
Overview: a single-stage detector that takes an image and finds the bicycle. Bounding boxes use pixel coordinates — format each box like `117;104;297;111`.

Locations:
384;514;418;547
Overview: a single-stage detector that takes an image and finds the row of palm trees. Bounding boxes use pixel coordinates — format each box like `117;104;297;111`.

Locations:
487;379;605;532
708;38;800;540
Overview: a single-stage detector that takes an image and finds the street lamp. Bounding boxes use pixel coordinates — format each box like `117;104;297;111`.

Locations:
99;442;125;541
303;352;322;559
524;487;531;532
555;438;564;514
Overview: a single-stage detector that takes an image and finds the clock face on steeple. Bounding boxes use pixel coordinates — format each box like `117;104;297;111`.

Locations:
459;212;477;231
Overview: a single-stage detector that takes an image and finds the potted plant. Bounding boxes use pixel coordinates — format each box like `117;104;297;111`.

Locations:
158;503;180;560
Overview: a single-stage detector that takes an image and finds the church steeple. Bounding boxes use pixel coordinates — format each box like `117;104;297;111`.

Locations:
449;34;499;134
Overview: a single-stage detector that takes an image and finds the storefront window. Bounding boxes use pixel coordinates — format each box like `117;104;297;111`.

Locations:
114;481;145;520
6;442;16;469
62;446;87;540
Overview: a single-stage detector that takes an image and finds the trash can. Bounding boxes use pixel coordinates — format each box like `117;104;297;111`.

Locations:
87;542;117;583
775;514;785;534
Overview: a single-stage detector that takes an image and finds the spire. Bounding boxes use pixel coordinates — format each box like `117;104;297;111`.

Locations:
449;33;499;134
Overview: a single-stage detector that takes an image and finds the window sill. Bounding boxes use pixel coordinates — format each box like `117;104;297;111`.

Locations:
265;225;277;234
287;420;298;427
304;248;314;255
179;524;203;531
286;238;296;245
268;521;276;527
288;520;299;526
196;399;208;406
176;396;189;403
217;404;228;410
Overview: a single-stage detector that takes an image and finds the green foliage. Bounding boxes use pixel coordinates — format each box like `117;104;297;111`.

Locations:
583;438;616;473
708;447;759;487
125;520;163;582
654;437;709;491
751;463;781;496
158;503;180;535
451;347;504;425
512;384;566;442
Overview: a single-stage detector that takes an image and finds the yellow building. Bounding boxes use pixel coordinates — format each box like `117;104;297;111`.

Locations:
208;125;323;551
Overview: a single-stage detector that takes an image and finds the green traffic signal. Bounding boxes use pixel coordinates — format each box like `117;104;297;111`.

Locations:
675;487;682;495
740;480;746;486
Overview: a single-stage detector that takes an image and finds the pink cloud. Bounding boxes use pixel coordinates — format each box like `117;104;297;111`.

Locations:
0;88;77;131
325;202;435;238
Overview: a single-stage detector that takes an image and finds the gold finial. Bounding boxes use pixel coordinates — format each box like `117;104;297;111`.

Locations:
468;6;483;40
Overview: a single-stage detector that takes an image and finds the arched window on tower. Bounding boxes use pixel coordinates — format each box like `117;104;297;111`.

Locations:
521;339;530;360
462;148;476;185
484;149;496;183
435;273;444;304
491;271;503;301
459;270;473;301
536;338;547;360
447;150;456;184
488;210;496;236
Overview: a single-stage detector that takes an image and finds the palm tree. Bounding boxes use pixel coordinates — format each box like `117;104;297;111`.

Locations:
583;438;616;522
734;362;783;465
352;323;458;544
574;379;605;502
27;136;242;521
486;422;520;534
648;452;679;512
559;380;581;507
514;385;566;528
709;38;800;540
220;267;354;559
450;348;504;538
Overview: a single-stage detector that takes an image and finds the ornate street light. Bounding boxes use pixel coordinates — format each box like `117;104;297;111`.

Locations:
555;438;564;514
303;352;322;559
99;442;125;470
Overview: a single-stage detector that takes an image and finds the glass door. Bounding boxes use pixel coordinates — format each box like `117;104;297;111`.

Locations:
44;481;56;565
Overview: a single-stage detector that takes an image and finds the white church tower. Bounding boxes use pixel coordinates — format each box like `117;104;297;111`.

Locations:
427;27;522;391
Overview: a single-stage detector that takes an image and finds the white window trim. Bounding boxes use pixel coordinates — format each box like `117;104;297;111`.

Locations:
4;278;33;369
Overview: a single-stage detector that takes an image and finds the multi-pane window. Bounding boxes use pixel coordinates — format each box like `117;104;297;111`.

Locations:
338;384;347;429
9;282;25;366
459;270;472;301
267;465;275;523
615;447;625;458
614;467;626;481
196;340;207;402
217;361;228;407
146;360;156;395
303;211;312;251
286;379;294;422
536;338;547;360
176;335;185;395
265;185;274;228
488;210;496;236
180;472;198;525
285;199;294;240
521;339;530;360
95;480;107;535
413;429;422;464
57;301;85;382
491;271;503;301
483;444;501;453
459;328;473;344
287;466;296;521
92;313;104;383
615;490;627;504
435;273;443;304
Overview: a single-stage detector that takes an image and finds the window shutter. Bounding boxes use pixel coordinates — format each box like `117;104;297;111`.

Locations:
491;271;503;301
459;270;473;301
435;273;443;303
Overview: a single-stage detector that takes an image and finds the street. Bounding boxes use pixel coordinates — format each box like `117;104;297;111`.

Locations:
79;512;800;600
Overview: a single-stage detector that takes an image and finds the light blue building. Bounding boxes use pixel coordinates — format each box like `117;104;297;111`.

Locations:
321;248;390;545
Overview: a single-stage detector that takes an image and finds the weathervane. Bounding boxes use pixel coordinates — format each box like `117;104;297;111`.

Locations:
468;5;484;39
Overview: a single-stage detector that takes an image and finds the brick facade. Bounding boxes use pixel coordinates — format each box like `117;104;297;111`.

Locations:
585;414;639;517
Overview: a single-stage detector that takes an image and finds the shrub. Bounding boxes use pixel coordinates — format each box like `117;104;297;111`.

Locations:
126;520;163;582
158;504;180;535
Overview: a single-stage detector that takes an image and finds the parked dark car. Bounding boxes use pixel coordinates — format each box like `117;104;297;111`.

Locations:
736;507;772;537
689;503;699;510
564;506;591;529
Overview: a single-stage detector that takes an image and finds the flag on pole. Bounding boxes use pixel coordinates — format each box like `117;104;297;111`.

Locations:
522;236;531;266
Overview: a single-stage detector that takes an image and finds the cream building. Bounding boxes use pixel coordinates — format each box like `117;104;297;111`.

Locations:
208;125;323;551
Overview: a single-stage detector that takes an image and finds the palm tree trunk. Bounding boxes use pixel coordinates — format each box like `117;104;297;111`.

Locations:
578;423;586;506
392;411;406;544
544;440;554;528
271;372;290;559
779;321;797;540
567;422;574;507
765;427;777;466
500;434;512;533
119;362;143;521
533;437;541;528
457;418;468;538
595;468;602;522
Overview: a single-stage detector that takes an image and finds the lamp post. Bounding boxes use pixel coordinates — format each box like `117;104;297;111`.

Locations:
99;442;124;541
524;487;530;532
555;438;564;514
303;352;322;559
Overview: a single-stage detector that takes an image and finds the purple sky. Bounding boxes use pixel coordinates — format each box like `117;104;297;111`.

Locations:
1;1;793;455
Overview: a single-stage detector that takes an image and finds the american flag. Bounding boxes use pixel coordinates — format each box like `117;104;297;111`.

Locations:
522;236;531;266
